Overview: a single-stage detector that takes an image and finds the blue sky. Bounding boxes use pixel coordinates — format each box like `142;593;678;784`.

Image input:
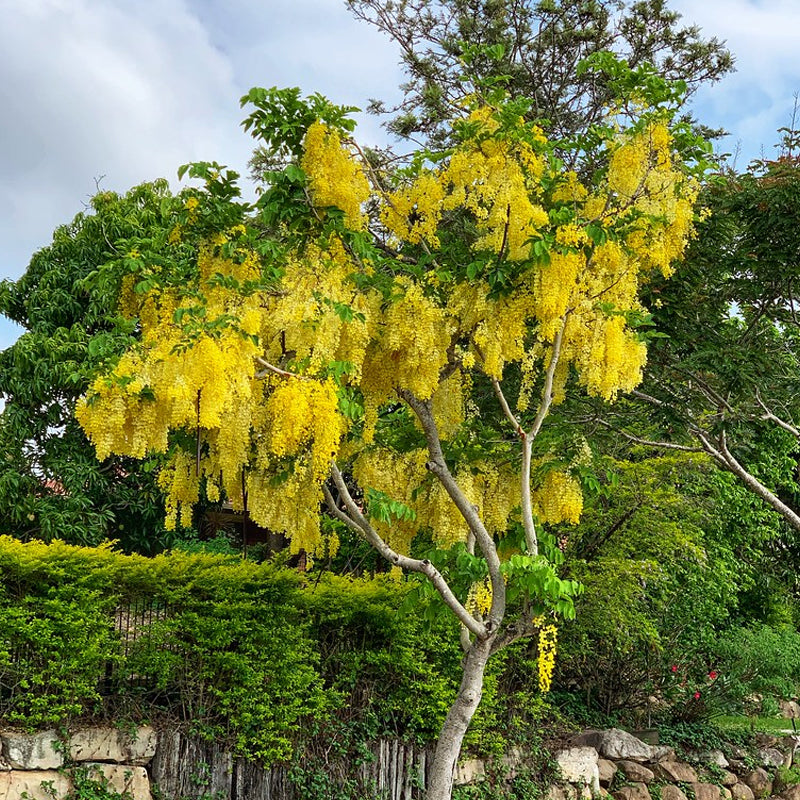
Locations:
1;0;798;351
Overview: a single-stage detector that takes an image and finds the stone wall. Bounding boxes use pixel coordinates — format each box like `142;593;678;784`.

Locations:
2;725;800;800
548;728;800;800
0;727;156;800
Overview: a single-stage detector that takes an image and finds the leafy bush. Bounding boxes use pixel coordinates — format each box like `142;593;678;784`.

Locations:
0;537;482;763
711;624;800;705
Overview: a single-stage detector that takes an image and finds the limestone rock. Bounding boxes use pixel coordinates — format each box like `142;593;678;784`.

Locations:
651;746;678;763
569;729;653;762
782;786;800;800
759;747;785;768
721;770;739;786
780;701;800;719
1;731;63;770
652;760;699;783
660;785;689;800
743;767;772;799
83;764;152;800
697;750;731;768
613;781;651;800
69;726;157;766
617;760;655;784
690;782;722;800
598;759;618;787
554;746;600;795
0;770;70;800
547;785;578;800
454;758;485;785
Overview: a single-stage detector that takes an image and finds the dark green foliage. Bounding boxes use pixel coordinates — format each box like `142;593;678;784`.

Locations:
0;183;180;553
0;537;524;765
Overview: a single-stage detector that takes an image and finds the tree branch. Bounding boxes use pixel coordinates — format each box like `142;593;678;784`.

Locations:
254;356;303;380
325;464;487;639
398;390;506;631
755;391;800;438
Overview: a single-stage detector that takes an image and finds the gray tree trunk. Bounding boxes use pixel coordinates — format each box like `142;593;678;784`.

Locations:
426;636;494;800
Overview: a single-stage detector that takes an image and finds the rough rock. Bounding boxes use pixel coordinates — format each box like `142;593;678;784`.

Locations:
720;770;739;786
69;726;157;766
613;782;652;800
660;785;689;800
83;764;152;800
780;701;800;719
755;734;778;748
554;747;600;795
759;747;786;768
691;782;722;800
652;760;699;783
570;729;653;762
722;788;732;800
743;767;772;799
782;786;800;800
651;746;678;763
731;783;755;800
547;785;577;800
598;758;618;787
454;758;485;785
1;731;63;770
697;750;731;768
0;770;70;800
617;760;655;784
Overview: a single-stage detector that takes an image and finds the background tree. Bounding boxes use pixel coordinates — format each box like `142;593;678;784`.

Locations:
76;58;704;799
345;0;733;146
0;183;178;552
594;152;800;541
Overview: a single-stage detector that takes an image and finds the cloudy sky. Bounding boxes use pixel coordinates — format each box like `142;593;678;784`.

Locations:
1;0;799;350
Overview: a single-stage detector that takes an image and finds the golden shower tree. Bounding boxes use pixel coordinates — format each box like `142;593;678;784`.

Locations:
77;60;703;800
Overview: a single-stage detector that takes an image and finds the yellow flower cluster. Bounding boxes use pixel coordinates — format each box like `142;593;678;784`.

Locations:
245;460;327;555
352;447;429;552
263;377;345;482
443;139;548;260
381;172;445;246
301;121;370;229
379;106;548;261
157;448;200;530
532;470;583;525
466;576;493;618
536;619;558;693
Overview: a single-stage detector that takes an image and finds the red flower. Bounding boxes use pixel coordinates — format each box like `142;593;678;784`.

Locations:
709;670;718;680
671;664;678;673
693;691;701;700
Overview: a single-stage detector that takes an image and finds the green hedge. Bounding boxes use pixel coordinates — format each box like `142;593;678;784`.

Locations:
0;537;468;764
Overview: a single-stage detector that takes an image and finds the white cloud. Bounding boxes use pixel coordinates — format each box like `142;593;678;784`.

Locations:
0;0;404;311
671;0;800;161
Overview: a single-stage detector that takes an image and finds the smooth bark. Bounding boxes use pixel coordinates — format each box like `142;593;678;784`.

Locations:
426;637;494;800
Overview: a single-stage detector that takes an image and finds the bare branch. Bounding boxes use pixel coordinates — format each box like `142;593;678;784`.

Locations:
491;378;523;436
713;434;800;533
755;391;800;438
594;418;704;453
398;390;506;631
528;316;567;441
254;356;303;380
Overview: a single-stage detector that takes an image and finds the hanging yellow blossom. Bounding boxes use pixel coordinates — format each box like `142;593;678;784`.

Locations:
536;618;558;692
301;121;370;230
532;470;583;525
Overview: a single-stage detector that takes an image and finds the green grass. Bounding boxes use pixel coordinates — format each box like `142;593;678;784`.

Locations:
716;715;798;733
